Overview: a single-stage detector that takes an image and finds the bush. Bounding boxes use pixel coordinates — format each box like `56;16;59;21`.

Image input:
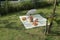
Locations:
1;1;53;16
19;2;34;10
8;1;53;11
7;2;34;12
0;7;7;16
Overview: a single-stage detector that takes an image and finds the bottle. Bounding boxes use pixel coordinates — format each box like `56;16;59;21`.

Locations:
29;14;33;22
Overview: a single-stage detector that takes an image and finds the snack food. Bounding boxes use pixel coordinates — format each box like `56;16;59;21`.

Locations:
22;17;26;21
32;21;38;26
29;16;33;22
34;19;38;22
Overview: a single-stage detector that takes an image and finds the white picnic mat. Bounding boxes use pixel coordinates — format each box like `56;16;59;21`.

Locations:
19;14;49;29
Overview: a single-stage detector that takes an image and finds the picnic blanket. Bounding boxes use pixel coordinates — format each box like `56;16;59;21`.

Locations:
19;14;49;29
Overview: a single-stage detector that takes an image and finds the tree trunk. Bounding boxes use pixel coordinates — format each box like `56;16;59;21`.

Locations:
48;0;57;33
5;0;8;14
0;1;1;16
45;17;49;34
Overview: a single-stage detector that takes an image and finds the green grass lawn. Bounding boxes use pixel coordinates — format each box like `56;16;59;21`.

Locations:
0;5;60;40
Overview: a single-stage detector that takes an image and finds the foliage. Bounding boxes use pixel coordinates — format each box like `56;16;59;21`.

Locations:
0;1;57;16
0;5;60;40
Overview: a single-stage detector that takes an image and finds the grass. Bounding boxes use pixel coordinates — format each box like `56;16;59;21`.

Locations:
0;5;60;40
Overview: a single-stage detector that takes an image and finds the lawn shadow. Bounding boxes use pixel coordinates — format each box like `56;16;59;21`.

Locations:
0;22;25;30
0;20;9;24
47;31;60;36
55;20;60;25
